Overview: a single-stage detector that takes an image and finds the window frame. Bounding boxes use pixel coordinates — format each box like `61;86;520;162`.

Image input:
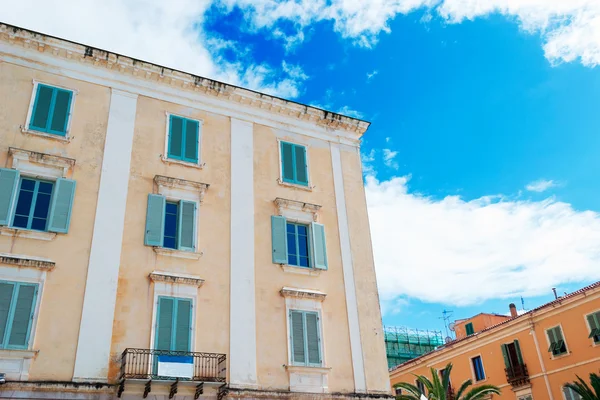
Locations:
470;355;486;382
563;385;582;400
415;378;426;395
277;139;311;189
0;280;39;350
584;309;600;346
10;177;55;232
289;309;323;367
546;325;569;357
163;112;203;166
150;287;196;355
24;81;77;140
286;221;312;268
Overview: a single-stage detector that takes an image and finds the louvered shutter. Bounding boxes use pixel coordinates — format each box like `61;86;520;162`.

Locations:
156;297;174;350
271;216;288;264
514;340;524;364
500;344;510;369
0;168;20;226
588;313;599;339
47;178;76;233
547;329;557;352
290;311;305;364
311;222;328;270
50;89;72;135
177;200;196;251
30;85;53;131
0;282;15;347
306;312;320;365
168;116;184;159
7;284;37;348
184;119;199;163
174;299;192;351
281;142;295;182
294;145;308;185
145;194;165;246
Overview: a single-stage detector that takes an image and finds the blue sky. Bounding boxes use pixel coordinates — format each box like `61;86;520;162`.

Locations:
7;0;600;336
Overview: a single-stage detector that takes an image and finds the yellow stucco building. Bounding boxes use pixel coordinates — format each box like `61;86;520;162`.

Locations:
0;23;390;400
390;282;600;400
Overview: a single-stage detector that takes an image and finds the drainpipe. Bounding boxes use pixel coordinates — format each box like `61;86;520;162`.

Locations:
530;316;554;400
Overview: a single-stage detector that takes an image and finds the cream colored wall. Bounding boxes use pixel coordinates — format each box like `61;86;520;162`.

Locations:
341;146;390;393
0;62;110;380
107;95;232;381
253;126;355;391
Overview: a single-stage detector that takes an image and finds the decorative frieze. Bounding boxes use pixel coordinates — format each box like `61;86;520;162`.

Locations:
280;287;327;301
154;175;209;204
149;271;205;287
9;147;75;178
274;198;321;222
0;253;55;271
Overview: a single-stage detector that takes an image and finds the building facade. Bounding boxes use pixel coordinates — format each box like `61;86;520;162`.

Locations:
389;282;600;400
384;326;444;370
0;24;390;399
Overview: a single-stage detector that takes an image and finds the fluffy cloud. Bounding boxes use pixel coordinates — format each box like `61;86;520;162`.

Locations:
525;179;558;192
366;175;600;307
383;149;399;169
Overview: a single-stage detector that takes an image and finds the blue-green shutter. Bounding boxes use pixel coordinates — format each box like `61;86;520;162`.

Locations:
7;284;37;348
47;178;76;233
294;145;308;185
30;85;53;131
311;222;328;270
305;312;321;365
513;340;524;364
0;282;15;347
49;89;72;135
281;142;295;182
168;116;184;159
0;168;20;226
290;311;305;364
271;216;288;264
177;200;196;251
500;344;510;369
174;299;192;351
184;119;199;163
156;297;174;350
145;194;165;246
465;322;474;335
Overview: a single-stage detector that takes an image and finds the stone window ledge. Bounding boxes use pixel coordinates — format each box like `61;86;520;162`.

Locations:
149;270;205;287
281;265;321;276
0;227;57;241
160;156;205;170
280;287;327;301
153;247;203;260
0;253;55;271
277;179;314;192
20;128;71;143
285;365;331;373
0;349;39;359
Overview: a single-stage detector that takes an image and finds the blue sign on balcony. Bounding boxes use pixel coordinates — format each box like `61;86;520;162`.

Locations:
157;355;194;378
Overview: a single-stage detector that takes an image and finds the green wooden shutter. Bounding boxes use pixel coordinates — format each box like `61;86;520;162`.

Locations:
290;311;306;364
0;282;15;347
145;194;166;246
306;312;321;365
184;119;199;163
547;328;558;352
30;85;54;131
47;178;76;233
156;297;174;350
465;322;474;335
514;340;524;364
174;299;192;351
500;344;510;369
7;284;37;348
311;222;328;270
281;142;295;182
177;200;196;251
168;116;184;159
0;168;20;226
294;145;308;185
587;313;599;339
49;89;72;135
271;216;288;264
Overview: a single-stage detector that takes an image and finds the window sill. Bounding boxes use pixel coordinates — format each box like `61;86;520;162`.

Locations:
277;179;313;192
285;365;331;373
153;247;203;260
21;127;70;143
0;227;57;241
281;265;322;276
550;352;570;360
161;156;205;169
0;349;39;359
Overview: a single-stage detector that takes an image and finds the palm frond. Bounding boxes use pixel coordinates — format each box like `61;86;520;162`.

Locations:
454;379;472;399
462;385;502;400
395;382;424;397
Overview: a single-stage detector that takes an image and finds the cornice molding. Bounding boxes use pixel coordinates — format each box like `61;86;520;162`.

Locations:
0;24;369;138
274;198;321;222
0;253;55;271
9;147;75;178
149;271;205;287
280;287;327;301
154;175;209;203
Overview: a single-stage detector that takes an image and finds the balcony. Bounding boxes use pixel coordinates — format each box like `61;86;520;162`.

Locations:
118;348;227;399
505;364;530;387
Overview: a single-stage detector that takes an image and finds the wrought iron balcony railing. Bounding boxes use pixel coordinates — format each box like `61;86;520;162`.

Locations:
120;348;226;382
505;363;530;387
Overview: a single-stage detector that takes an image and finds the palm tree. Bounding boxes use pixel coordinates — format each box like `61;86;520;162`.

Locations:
565;372;600;399
394;363;500;400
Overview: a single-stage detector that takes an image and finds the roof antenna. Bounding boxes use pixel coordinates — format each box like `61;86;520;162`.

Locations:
520;296;526;311
552;288;558;300
439;309;454;341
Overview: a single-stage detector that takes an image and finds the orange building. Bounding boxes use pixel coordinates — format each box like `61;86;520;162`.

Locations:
390;282;600;400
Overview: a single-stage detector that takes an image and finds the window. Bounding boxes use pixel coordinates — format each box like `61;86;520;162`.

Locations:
0;169;76;234
0;281;38;349
155;296;192;352
563;386;582;400
289;310;321;366
29;84;73;136
271;216;327;270
547;326;568;356
280;141;308;186
394;387;402;396
471;356;485;381
586;311;600;344
167;115;200;164
465;322;474;336
145;194;197;252
416;379;425;395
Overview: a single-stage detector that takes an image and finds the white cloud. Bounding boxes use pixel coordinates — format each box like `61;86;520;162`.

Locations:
3;0;308;98
367;70;379;81
383;148;399;169
361;149;377;175
366;175;600;307
336;105;365;119
525;179;558;192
